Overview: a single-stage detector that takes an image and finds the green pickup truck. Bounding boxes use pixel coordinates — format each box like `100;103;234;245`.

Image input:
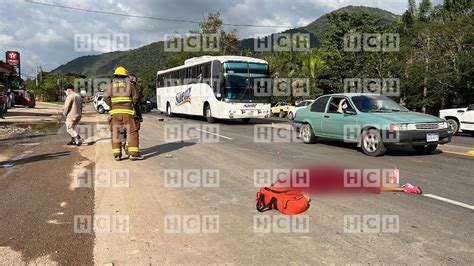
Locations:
293;93;453;156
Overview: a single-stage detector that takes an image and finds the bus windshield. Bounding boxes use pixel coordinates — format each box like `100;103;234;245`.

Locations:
222;62;270;101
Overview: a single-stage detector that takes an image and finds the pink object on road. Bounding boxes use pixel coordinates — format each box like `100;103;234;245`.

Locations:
402;183;422;194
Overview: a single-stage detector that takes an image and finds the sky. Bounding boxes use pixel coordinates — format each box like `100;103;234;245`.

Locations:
0;0;443;78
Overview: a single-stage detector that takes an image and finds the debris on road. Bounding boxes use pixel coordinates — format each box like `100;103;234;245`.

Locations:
0;124;32;139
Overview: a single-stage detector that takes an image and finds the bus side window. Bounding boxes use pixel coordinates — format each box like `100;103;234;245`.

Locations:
203;63;211;86
179;69;185;85
166;73;172;87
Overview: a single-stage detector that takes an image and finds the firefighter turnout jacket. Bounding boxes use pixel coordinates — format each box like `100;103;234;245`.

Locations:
104;77;141;156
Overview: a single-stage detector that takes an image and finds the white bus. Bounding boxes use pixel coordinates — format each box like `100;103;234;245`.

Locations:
156;56;272;123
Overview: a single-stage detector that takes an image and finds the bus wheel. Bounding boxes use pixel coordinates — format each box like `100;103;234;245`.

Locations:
204;105;216;123
241;118;251;124
166;103;174;117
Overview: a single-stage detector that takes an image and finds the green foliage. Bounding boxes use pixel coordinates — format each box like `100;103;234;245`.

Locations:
48;4;471;112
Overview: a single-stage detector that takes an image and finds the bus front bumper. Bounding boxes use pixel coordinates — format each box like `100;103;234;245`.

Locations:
226;109;271;119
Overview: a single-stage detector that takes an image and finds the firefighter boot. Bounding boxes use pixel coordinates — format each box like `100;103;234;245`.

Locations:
67;137;76;145
75;135;84;146
129;154;144;161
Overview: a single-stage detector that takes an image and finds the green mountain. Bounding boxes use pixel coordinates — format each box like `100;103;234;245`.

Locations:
52;6;399;77
53;41;168;77
240;6;398;50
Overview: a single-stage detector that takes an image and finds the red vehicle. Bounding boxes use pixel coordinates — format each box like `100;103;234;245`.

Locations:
14;89;36;108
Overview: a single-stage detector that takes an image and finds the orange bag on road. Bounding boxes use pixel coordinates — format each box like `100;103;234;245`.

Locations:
256;186;310;215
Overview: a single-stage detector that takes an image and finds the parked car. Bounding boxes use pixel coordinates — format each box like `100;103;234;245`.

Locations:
287;100;315;120
149;97;157;109
439;104;474;135
13;89;35;108
94;95;110;114
141;98;153;113
293;93;453;156
271;102;293;118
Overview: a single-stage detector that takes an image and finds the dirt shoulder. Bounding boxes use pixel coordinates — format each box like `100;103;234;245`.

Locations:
0;103;101;264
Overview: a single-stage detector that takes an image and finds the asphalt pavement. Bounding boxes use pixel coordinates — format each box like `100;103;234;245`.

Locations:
91;110;473;264
1;107;472;264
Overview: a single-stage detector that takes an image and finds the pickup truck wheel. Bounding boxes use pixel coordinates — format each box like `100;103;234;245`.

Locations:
300;124;317;144
446;119;459;134
361;129;386;156
97;105;105;114
413;144;438;154
279;110;286;118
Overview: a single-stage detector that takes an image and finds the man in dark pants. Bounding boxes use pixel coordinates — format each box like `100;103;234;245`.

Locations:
0;96;5;119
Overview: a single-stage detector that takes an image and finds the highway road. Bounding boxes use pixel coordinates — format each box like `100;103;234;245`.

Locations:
1;107;472;264
91;111;473;264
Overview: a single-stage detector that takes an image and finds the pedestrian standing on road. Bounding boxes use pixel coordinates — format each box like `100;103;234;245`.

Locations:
0;96;5;119
62;83;84;146
104;67;142;161
10;90;15;107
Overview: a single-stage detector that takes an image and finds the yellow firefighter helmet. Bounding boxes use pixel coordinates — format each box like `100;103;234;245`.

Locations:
114;66;128;76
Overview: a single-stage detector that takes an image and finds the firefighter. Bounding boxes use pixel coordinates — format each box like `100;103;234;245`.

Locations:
121;74;143;155
104;67;142;161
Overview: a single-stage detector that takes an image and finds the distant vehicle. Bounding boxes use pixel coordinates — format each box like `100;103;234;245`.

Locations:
149;97;157;109
271;102;294;118
94;95;109;114
293;93;453;156
14;89;35;108
141;98;153;113
156;55;271;123
439;105;474;135
287;100;315;120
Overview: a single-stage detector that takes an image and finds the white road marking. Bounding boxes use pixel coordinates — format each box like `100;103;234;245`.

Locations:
195;128;233;140
18;143;40;146
423;194;474;210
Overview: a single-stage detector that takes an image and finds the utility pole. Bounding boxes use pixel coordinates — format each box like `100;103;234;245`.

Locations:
35;65;38;87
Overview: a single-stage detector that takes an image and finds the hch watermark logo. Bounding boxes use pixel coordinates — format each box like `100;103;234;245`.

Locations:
73;169;130;188
74;215;129;234
164;215;219;233
343;124;400;144
343;169;400;188
254;215;310;233
254;169;310;187
76;124;110;140
164;34;220;52
253;78;310;97
164;169;220;188
343;215;399;233
74;33;130;52
254;33;310;52
254;124;298;143
164;124;221;143
343;33;399;52
344;78;400;97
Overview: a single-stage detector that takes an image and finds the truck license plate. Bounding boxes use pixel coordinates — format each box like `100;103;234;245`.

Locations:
426;133;439;142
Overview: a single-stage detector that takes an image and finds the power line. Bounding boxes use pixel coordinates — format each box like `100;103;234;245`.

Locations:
25;0;295;29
